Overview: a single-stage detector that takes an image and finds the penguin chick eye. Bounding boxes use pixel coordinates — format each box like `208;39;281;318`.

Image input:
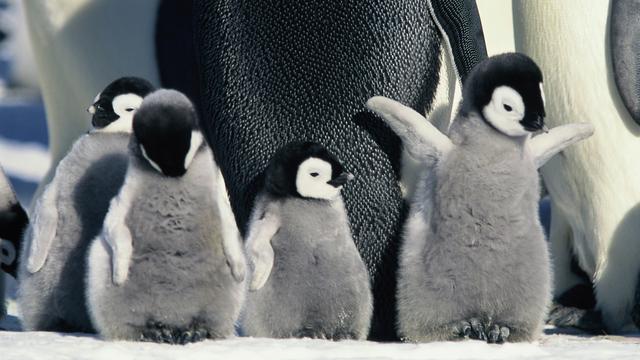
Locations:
95;104;105;112
503;104;513;112
125;108;135;112
310;172;319;177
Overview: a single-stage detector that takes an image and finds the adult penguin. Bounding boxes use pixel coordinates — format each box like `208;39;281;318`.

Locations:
192;0;487;340
513;0;640;333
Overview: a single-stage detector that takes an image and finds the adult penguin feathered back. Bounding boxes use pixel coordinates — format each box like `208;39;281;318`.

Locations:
191;0;487;340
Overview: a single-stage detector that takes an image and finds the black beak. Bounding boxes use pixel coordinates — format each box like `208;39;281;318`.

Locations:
327;172;354;187
520;114;546;132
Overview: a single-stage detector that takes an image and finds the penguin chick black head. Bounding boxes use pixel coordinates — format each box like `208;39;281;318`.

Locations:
461;52;546;137
132;89;204;177
88;76;155;132
265;141;354;200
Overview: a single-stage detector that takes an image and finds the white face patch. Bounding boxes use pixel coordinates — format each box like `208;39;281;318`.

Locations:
94;93;144;133
539;82;546;107
482;85;529;137
140;144;163;174
184;131;203;169
296;157;341;200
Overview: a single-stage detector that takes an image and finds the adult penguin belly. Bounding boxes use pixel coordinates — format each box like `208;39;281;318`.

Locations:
514;0;640;333
193;0;486;340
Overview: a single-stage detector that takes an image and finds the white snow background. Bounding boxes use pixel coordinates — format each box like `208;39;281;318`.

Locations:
1;103;640;359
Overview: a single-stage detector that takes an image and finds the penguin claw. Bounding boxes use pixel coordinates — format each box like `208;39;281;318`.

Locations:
455;318;486;340
487;324;510;344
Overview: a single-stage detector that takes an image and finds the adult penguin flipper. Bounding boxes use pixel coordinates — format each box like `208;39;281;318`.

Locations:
0;167;29;278
610;0;640;125
530;123;595;168
428;0;488;83
366;96;454;163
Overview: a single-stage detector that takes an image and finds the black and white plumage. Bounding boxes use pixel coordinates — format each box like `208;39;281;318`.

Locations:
368;53;594;343
193;0;487;339
87;89;246;344
17;77;154;332
242;142;372;340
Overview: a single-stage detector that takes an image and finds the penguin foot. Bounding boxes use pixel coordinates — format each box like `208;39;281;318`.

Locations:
456;318;487;341
546;303;604;333
486;324;510;344
140;321;179;344
177;320;210;344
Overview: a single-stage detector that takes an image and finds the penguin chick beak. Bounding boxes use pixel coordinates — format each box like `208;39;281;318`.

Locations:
87;105;96;114
327;172;354;187
521;114;546;132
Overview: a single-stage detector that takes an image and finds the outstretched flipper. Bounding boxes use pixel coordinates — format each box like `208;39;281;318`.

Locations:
366;96;454;163
102;173;139;286
25;179;58;274
246;202;280;291
216;168;246;283
529;123;594;168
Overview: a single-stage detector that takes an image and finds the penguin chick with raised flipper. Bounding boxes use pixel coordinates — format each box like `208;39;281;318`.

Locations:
241;142;372;340
367;53;594;343
18;77;154;332
86;89;246;344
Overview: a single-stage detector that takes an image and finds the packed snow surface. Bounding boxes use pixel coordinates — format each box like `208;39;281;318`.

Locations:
2;283;639;360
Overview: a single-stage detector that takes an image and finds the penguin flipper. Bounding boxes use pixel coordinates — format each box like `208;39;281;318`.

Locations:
25;179;58;273
530;123;594;168
215;168;246;283
102;178;137;286
246;205;280;291
366;96;454;163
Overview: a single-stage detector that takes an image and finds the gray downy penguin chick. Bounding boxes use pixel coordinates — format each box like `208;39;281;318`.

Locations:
367;53;595;343
86;89;246;345
242;141;372;340
18;77;154;332
1;165;29;320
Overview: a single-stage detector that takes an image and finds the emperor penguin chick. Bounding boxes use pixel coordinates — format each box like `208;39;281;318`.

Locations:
86;89;246;344
367;53;594;343
18;76;154;332
242;142;372;340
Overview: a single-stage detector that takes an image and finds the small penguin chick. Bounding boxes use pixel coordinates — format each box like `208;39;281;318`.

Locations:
17;77;154;333
242;141;371;340
367;53;594;343
87;89;245;343
88;76;154;132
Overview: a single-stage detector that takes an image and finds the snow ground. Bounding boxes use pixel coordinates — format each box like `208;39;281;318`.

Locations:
2;275;639;360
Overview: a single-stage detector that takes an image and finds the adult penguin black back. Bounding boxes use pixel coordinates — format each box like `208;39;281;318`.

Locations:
191;0;487;340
